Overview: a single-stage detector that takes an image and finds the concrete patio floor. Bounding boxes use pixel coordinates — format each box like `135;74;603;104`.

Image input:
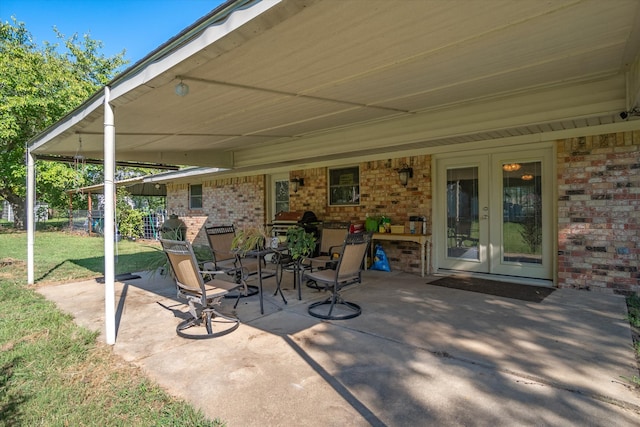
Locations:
37;269;640;426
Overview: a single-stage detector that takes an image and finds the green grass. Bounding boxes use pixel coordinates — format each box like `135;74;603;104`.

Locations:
0;229;223;426
0;229;166;283
625;294;640;386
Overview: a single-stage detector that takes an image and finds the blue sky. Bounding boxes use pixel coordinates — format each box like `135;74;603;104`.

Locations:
1;0;225;65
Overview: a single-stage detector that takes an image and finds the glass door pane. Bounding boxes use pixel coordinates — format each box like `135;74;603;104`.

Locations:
446;167;479;261
275;179;289;214
502;161;542;264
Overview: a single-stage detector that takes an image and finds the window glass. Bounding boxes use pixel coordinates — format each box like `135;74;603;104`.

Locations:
190;184;202;209
275;180;289;213
329;166;359;206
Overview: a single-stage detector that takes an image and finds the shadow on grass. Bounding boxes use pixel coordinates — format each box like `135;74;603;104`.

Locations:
0;358;26;424
36;251;165;283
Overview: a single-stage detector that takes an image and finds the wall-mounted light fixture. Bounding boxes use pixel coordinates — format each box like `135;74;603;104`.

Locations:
619;107;640;120
175;79;189;97
397;164;413;186
290;177;304;193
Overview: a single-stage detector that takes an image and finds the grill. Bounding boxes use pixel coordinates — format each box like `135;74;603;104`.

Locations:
269;211;320;245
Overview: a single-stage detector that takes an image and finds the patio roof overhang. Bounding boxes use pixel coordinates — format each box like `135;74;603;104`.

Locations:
25;0;640;345
27;0;640;172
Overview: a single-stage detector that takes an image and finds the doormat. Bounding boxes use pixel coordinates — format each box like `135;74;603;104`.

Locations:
96;273;141;284
428;276;555;303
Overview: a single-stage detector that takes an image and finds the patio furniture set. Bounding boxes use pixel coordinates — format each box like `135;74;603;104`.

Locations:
160;223;373;339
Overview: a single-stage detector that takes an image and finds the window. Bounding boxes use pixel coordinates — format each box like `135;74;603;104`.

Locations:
274;179;290;214
189;184;202;209
329;166;360;206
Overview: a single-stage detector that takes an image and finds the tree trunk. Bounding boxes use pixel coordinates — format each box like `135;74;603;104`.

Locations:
6;194;26;230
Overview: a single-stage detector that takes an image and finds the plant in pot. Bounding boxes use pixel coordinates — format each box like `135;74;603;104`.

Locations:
231;226;269;256
285;226;317;261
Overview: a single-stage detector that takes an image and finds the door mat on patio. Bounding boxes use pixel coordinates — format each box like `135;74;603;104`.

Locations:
428;276;555;303
96;273;141;284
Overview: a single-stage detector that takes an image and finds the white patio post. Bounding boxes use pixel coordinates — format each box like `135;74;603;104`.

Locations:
104;86;116;345
26;149;35;285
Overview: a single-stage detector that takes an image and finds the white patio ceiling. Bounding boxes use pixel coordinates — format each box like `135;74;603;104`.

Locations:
29;0;640;172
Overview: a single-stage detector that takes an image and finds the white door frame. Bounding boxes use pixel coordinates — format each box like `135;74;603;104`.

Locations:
433;142;555;280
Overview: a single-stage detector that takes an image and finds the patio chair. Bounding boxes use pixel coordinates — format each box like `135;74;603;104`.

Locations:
304;222;349;289
161;238;241;339
448;219;478;248
303;232;372;320
306;222;349;270
205;225;259;298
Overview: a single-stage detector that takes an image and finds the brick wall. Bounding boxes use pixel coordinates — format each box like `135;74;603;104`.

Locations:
557;131;640;294
166;176;265;245
290;155;432;275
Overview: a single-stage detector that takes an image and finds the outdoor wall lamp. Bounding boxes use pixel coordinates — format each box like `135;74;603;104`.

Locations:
291;177;304;193
397;164;413;186
175;80;189;97
619;107;640;119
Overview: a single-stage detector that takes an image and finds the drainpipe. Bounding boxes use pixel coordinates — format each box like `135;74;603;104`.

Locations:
27;149;35;285
104;87;116;345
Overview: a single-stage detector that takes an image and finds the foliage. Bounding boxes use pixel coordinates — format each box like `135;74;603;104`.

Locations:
0;18;128;227
519;216;542;253
518;197;542;254
285;226;317;260
231;226;268;256
624;294;640;387
116;188;144;239
626;294;640;328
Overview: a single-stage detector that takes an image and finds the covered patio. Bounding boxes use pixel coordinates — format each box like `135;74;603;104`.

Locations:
26;0;640;345
37;268;640;425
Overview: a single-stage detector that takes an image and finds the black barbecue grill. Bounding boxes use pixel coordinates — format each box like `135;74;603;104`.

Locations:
269;211;321;254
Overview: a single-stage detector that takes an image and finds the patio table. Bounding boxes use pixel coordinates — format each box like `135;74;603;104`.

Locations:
242;245;288;314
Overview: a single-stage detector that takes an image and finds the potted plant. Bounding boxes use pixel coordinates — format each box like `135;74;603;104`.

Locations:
231;226;269;256
285;226;317;260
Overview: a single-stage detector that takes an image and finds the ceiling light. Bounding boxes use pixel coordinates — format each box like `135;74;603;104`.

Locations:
502;163;521;172
175;81;189;97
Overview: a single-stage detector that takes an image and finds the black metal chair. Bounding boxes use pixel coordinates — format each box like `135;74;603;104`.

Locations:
161;239;241;339
303;232;372;320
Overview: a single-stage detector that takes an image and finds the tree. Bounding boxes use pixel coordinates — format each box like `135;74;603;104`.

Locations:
0;18;127;227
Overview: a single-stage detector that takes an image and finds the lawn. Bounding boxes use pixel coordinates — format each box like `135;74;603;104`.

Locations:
0;227;223;426
0;229;166;283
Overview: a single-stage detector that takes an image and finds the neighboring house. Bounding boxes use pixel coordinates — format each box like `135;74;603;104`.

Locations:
27;1;640;295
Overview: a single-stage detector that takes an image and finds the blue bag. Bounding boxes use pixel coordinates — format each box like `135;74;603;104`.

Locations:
370;244;391;272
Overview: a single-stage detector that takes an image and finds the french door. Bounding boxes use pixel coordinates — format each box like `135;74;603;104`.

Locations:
435;148;553;280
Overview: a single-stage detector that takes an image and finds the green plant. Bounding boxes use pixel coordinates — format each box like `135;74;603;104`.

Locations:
231;226;268;256
624;294;640;388
626;294;640;328
116;189;144;239
285;226;317;260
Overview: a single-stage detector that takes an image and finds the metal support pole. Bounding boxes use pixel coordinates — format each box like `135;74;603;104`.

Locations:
27;150;35;285
104;87;116;345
